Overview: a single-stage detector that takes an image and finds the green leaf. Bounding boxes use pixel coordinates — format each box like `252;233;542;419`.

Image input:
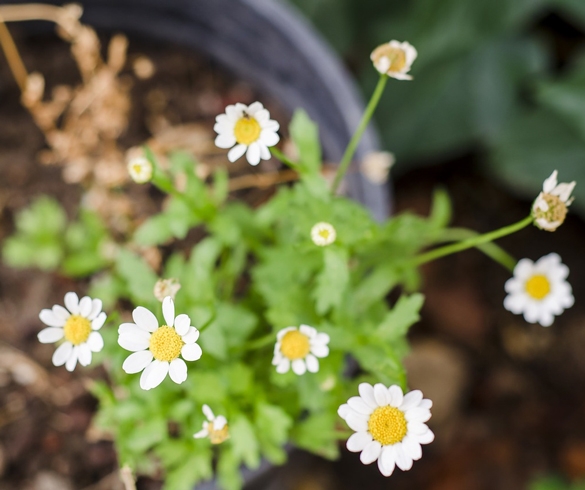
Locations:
350;263;399;314
126;418;167;453
230;415;261;469
115;249;158;304
313;247;349;315
134;214;174;246
289;109;322;173
292;412;339;460
375;293;425;342
212;167;229;205
164;450;213;490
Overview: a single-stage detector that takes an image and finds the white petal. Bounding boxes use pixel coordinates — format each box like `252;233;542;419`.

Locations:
123;350;153;374
87;331;104;352
305;354;319;373
174;314;190;336
181;342;202;361
276;358;290;374
346;412;368;432
259;143;270;160
118;323;151;338
79;296;92;317
169;358;188;384
260;129;279;147
400;390;423;411
246;142;261;166
407;421;429;435
132;307;158;332
215;133;236;149
347;432;372;452
193;428;209;439
254;108;269;122
504;293;527;314
360;441;382;465
405;408;431;423
247;101;264;114
394;443;413;471
299;324;317;338
144;360;169;390
417;429;435;444
202;404;215;421
310;344;329;358
358;383;378;409
348;396;374;415
118;334;150;352
181;327;200;344
227;144;247;162
543;170;558;193
77;343;92;366
65;347;78;372
162;297;175;326
92;312;107;330
140;361;157;390
374;383;390;406
214;416;227;430
419;399;433;410
88;299;103;321
379;446;396;477
52;305;70;323
556;181;576;202
292;359;307;375
39;309;65;328
38;327;64;344
389;385;404;407
311;332;330;345
64;292;79;314
338;403;350;419
52;342;73;366
402;435;422;460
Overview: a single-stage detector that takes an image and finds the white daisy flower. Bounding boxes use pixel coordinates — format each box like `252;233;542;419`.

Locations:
214;102;280;166
532;170;576;232
38;292;106;372
118;296;202;390
504;253;574;327
272;325;330;375
370;41;417;80
193;404;229;444
127;156;153;184
338;383;434;477
311;222;336;247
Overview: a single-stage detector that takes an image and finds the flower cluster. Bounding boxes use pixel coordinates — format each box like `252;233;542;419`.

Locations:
31;42;580;484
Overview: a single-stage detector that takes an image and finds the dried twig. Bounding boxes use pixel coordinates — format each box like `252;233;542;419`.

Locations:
228;168;298;191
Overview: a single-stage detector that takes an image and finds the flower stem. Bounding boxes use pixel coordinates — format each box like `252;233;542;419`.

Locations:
413;216;533;267
270;147;298;170
437;228;518;272
331;74;388;195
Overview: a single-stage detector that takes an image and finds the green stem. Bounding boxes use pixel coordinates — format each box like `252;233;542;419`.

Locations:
437;228;518;272
270;147;298;170
413;216;533;267
331;74;388;194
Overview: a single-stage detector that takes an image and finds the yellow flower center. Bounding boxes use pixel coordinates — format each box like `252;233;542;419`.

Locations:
318;229;330;240
132;163;144;175
525;274;551;300
280;330;310;360
372;45;407;73
149;326;184;362
368;406;408;446
234;115;261;145
63;314;92;345
206;422;230;444
534;194;568;228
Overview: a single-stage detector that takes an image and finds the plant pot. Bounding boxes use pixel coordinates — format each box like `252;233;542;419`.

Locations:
2;0;390;487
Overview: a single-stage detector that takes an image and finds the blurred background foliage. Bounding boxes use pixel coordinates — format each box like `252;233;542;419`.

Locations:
292;0;585;215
